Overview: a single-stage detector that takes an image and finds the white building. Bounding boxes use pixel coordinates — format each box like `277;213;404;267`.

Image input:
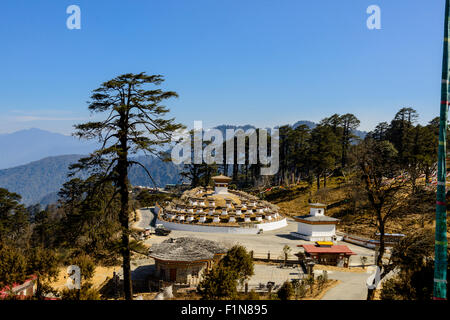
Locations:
212;175;232;195
291;203;339;242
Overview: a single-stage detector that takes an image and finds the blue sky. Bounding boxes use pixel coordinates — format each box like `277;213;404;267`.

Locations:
0;0;445;134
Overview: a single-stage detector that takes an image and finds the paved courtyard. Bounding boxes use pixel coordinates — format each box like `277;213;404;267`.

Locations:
320;267;376;300
138;208;376;299
140;208;375;266
246;264;304;291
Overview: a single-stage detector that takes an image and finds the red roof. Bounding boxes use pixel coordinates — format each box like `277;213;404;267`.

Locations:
0;275;37;298
301;244;356;255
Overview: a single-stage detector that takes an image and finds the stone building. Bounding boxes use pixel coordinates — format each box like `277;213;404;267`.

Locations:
148;237;228;286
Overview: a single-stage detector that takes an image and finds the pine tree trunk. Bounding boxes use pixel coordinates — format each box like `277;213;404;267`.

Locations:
367;219;385;301
376;221;385;269
118;157;132;300
233;137;238;181
118;122;132;300
36;275;41;300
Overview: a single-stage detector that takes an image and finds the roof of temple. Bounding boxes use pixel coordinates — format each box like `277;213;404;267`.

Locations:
148;237;228;262
211;175;232;182
309;203;327;208
301;244;355;255
293;215;339;222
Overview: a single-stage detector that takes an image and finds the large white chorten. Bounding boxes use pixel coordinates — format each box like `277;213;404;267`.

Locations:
211;175;232;195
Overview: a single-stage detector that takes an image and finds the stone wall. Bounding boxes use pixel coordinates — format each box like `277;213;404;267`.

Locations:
155;260;209;286
156;217;287;234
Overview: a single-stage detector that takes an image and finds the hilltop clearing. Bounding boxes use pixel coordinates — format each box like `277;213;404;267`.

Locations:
258;176;439;238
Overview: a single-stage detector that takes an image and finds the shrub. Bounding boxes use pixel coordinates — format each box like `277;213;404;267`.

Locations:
277;281;294;300
70;254;95;281
60;282;101;300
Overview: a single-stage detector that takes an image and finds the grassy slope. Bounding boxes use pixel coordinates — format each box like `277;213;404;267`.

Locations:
261;177;438;238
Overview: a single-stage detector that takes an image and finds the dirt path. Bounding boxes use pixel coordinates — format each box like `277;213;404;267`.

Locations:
134;207;155;230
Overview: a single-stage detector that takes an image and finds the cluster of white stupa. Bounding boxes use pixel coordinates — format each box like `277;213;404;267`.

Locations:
160;175;281;225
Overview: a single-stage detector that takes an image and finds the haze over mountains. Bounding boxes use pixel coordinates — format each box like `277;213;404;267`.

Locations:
0;155;87;206
0;128;181;205
0;128;99;169
0;123;367;206
215;121;367;140
0;154;181;206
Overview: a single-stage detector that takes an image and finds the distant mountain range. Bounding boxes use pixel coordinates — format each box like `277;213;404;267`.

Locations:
0;128;99;169
292;120;367;139
0;155;86;206
0;124;367;170
215;121;367;139
292;120;317;129
0;154;181;206
0;123;367;206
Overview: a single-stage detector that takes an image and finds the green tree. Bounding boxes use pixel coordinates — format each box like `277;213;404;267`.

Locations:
355;139;408;300
0;188;30;247
290;125;312;183
381;230;449;300
71;72;184;300
0;243;27;289
197;263;239;300
277;281;294;300
219;245;254;285
339;113;360;168
71;254;95;281
136;190;172;208
31;206;63;249
370;113;439;191
178;129;215;188
198;245;254;300
58;176;122;264
278;125;294;185
370;122;389;141
403;124;437;192
60;282;101;300
386;107;419;163
309;124;340;188
59;254;99;300
26;246;60;299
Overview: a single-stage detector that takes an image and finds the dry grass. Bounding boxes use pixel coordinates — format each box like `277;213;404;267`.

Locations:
313;264;367;273
50;265;119;292
268;177;443;238
274;180;350;217
306;279;341;300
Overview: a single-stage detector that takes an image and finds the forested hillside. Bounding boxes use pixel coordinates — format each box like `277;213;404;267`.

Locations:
0;155;84;205
0;154;181;205
129;155;181;187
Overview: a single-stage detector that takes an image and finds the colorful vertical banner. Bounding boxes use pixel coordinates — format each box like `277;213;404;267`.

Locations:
434;0;449;301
